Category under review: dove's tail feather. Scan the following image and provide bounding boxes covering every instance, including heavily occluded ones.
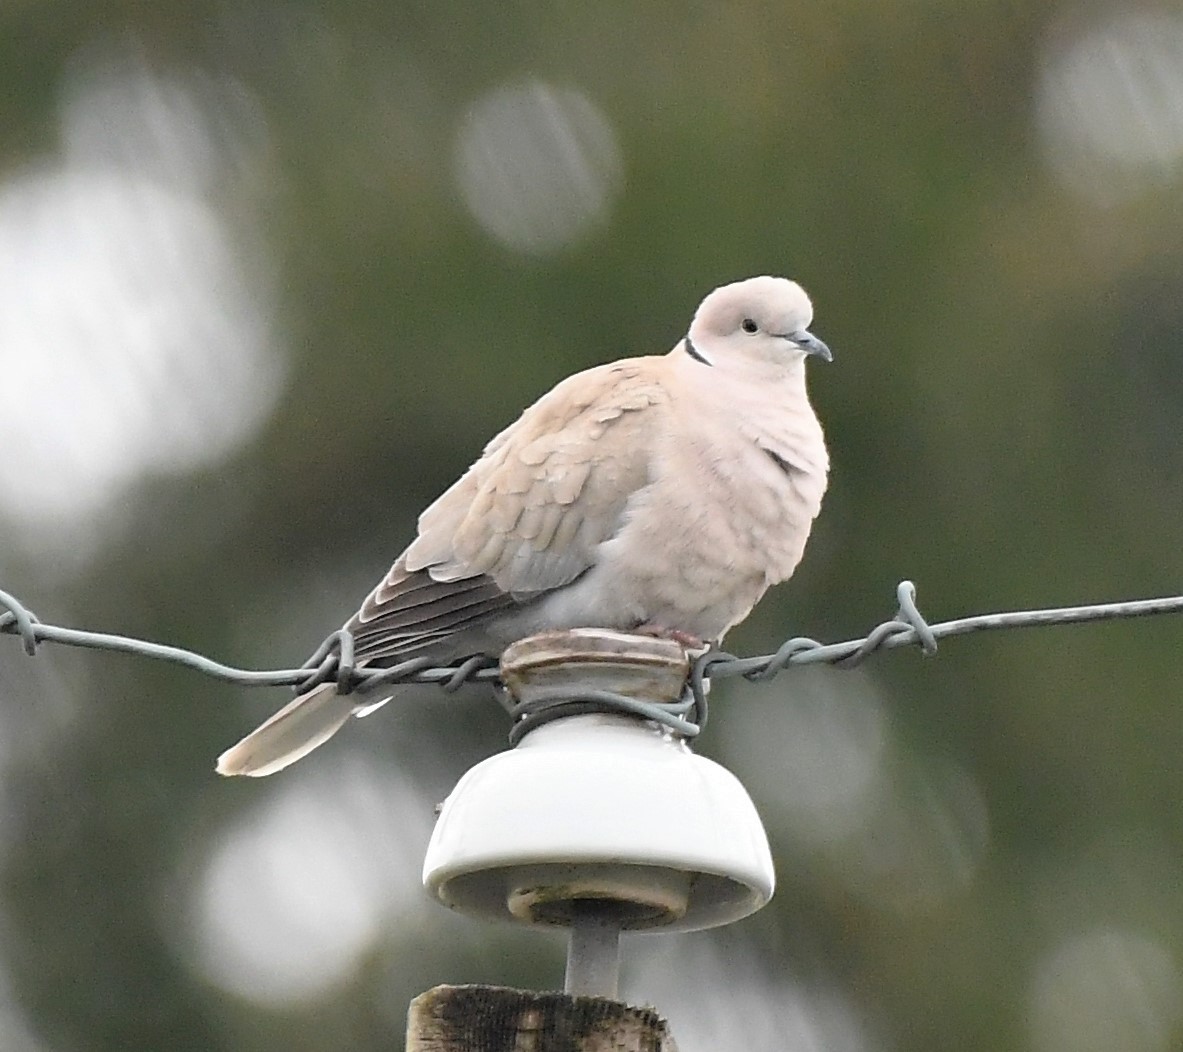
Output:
[216,684,357,778]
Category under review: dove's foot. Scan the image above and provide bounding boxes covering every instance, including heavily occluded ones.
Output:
[633,624,707,650]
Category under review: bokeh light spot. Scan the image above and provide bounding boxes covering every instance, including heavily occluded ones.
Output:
[1029,928,1182,1052]
[0,48,282,552]
[181,761,434,1006]
[454,79,623,255]
[1038,13,1183,202]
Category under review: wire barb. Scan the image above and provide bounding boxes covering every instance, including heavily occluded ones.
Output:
[4,582,1183,744]
[0,589,40,656]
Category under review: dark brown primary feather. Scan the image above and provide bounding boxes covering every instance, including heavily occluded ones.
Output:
[346,560,518,662]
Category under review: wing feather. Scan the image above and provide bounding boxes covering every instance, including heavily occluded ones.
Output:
[346,358,667,665]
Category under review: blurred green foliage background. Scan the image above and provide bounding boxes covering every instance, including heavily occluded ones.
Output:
[2,1,1183,1050]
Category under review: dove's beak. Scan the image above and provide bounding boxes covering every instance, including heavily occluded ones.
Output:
[791,330,832,363]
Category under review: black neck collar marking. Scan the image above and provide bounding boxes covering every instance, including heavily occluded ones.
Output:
[684,335,712,366]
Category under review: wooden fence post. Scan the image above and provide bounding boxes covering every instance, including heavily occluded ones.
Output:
[406,985,679,1051]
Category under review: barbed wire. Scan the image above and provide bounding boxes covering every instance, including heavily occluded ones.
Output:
[3,582,1182,742]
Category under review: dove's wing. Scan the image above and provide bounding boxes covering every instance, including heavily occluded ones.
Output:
[347,359,667,663]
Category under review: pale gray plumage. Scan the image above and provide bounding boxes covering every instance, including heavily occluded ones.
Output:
[217,275,831,777]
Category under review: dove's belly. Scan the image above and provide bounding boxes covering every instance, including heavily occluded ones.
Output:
[490,439,826,645]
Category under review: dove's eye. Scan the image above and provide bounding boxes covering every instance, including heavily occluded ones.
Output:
[740,318,759,334]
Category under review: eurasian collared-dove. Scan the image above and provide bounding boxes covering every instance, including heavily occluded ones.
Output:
[217,275,831,776]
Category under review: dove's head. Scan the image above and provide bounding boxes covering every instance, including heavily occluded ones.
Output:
[684,276,831,377]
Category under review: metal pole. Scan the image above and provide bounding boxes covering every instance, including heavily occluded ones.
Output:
[564,901,622,998]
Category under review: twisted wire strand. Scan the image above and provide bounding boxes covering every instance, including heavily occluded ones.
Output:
[3,583,1182,741]
[503,686,705,746]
